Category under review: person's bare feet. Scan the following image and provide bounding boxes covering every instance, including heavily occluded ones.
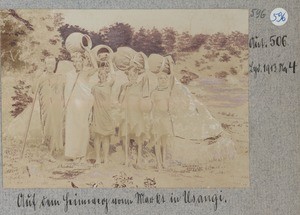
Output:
[103,159,108,165]
[156,163,163,170]
[124,158,129,166]
[94,159,101,166]
[134,162,143,169]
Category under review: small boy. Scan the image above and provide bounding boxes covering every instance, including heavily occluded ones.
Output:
[150,72,173,169]
[91,69,115,165]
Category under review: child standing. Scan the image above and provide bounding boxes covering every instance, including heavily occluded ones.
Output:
[113,47,150,168]
[150,72,173,169]
[148,54,175,169]
[91,69,115,165]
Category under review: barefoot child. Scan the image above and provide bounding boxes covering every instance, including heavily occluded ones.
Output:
[114,47,150,167]
[150,72,173,169]
[91,69,115,164]
[118,67,149,167]
[148,54,175,169]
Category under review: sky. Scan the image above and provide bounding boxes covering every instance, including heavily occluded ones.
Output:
[58,9,248,35]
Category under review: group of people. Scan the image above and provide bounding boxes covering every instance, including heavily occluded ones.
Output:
[35,43,181,169]
[30,32,232,169]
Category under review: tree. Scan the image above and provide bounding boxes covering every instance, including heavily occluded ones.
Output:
[106,23,133,51]
[0,10,29,73]
[13,10,65,73]
[147,27,164,56]
[190,34,208,51]
[162,27,177,54]
[132,27,164,56]
[176,31,192,52]
[209,32,228,50]
[131,27,148,53]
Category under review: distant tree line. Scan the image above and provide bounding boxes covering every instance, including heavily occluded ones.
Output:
[58,23,248,60]
[1,10,248,74]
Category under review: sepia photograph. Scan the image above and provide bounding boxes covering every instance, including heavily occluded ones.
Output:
[1,9,249,188]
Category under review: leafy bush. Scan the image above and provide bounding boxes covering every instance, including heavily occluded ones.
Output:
[112,171,135,188]
[10,80,33,117]
[203,51,220,61]
[230,67,238,75]
[144,177,156,188]
[215,71,229,79]
[219,53,231,62]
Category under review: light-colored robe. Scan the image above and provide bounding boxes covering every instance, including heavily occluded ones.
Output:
[64,70,94,158]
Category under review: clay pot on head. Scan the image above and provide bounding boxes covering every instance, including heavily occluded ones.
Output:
[65,32,92,54]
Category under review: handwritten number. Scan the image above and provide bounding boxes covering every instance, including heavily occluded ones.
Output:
[289,61,297,73]
[272,12,286,23]
[250,9,266,18]
[272,13,277,22]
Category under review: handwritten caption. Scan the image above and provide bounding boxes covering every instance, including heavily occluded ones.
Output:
[249,61,297,78]
[248,8,297,77]
[249,35,287,49]
[16,190,227,214]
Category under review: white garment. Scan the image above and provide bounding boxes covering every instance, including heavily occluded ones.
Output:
[64,70,94,158]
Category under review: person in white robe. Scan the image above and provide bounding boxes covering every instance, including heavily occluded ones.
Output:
[64,52,96,161]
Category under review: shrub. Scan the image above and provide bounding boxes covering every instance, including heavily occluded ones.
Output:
[144,177,157,188]
[10,80,33,117]
[215,71,228,79]
[219,53,231,62]
[112,172,135,188]
[230,67,238,75]
[203,51,220,61]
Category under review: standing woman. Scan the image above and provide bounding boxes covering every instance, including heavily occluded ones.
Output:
[64,51,97,162]
[49,58,65,153]
[32,56,59,152]
[113,47,150,167]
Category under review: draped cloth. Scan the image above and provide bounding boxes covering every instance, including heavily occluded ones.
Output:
[91,81,115,136]
[118,76,150,137]
[5,61,69,149]
[113,47,151,138]
[64,69,94,158]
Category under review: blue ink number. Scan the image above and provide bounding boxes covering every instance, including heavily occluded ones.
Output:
[272,12,286,23]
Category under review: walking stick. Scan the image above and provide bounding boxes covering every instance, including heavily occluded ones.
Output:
[124,85,129,166]
[21,84,39,159]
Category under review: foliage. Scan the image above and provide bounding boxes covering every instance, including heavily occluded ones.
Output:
[190,34,208,51]
[1,10,65,74]
[203,51,220,61]
[215,71,229,79]
[1,10,248,76]
[219,53,231,62]
[230,67,238,75]
[112,171,135,188]
[162,27,177,54]
[176,31,193,52]
[144,177,156,188]
[106,23,134,51]
[0,10,28,72]
[10,80,33,117]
